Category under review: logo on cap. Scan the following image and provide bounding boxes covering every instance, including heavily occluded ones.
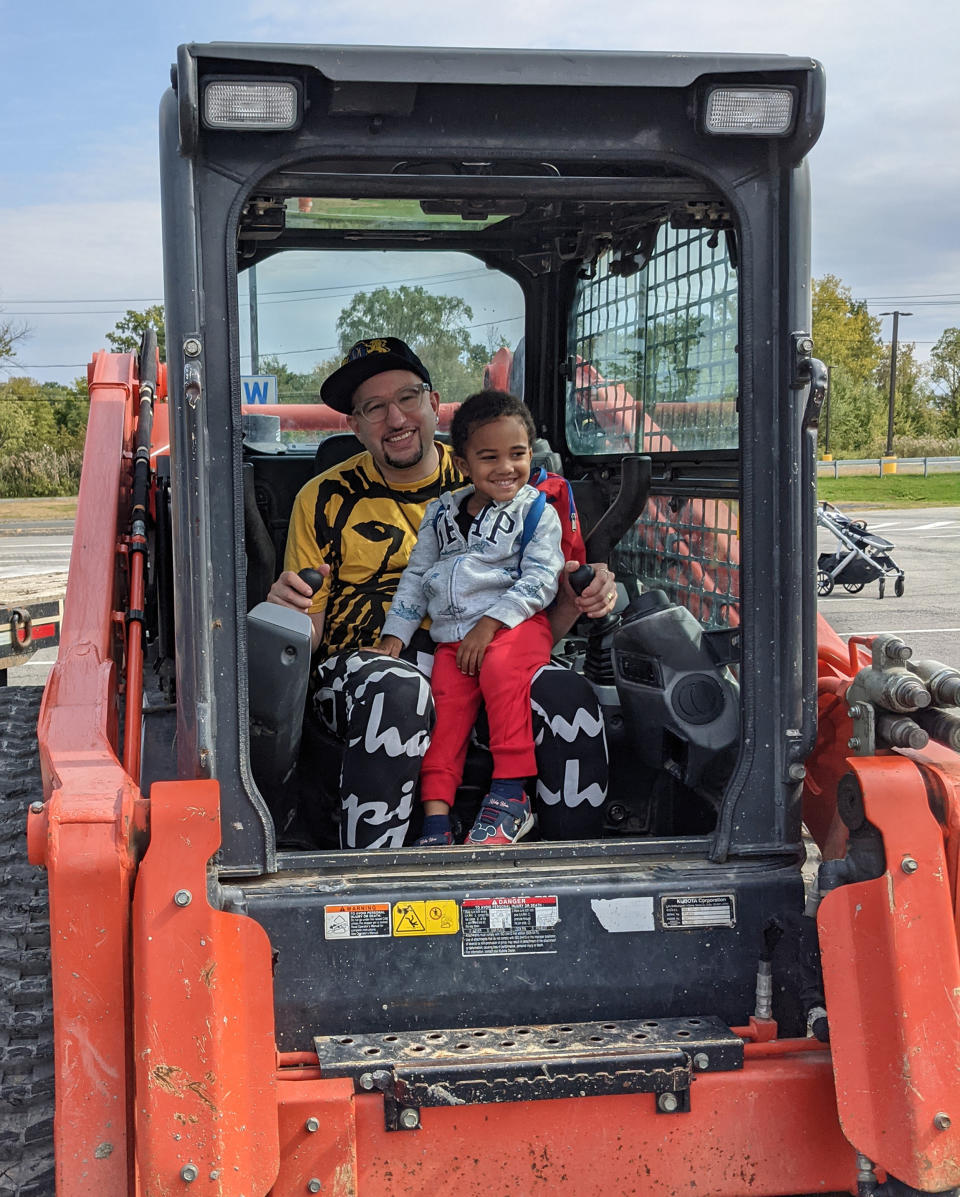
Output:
[345,338,392,366]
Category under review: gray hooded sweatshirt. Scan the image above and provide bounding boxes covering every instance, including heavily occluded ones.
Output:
[381,483,564,646]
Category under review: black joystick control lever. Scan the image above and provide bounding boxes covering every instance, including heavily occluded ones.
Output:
[297,568,326,596]
[568,564,620,635]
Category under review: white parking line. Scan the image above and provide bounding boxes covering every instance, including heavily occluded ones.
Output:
[836,627,960,637]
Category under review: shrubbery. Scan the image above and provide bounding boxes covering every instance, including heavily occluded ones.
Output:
[0,446,84,497]
[864,435,960,459]
[852,438,960,459]
[0,375,88,497]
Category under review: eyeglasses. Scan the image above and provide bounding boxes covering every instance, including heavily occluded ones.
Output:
[352,383,431,424]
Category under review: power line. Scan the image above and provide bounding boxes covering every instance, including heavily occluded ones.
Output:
[19,312,525,369]
[2,265,491,310]
[864,292,960,300]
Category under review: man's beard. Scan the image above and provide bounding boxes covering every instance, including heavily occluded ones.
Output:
[382,438,425,470]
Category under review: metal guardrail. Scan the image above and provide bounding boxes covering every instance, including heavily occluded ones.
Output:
[817,456,960,478]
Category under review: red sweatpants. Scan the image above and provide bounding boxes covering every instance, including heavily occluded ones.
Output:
[419,614,554,807]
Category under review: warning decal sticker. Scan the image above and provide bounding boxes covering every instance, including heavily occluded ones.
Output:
[392,900,460,937]
[660,894,736,930]
[461,896,559,957]
[324,903,391,940]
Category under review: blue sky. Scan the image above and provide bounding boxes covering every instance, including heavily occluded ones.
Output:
[2,0,959,385]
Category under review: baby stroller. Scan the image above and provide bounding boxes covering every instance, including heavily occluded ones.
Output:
[816,501,905,599]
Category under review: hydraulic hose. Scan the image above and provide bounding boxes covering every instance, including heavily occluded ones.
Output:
[123,329,158,783]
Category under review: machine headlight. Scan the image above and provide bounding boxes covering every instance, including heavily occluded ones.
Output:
[703,87,795,135]
[202,80,300,131]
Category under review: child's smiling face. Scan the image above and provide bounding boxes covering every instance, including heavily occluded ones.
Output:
[454,415,533,507]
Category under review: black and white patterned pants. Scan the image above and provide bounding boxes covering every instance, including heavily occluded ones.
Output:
[312,645,608,849]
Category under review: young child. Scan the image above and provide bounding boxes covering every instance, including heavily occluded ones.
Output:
[377,390,564,846]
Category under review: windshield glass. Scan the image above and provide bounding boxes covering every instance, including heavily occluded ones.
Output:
[237,246,524,441]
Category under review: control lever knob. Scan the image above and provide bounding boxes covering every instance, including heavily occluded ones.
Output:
[568,565,619,635]
[297,568,326,596]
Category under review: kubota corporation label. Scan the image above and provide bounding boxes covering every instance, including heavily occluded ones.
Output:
[461,896,559,957]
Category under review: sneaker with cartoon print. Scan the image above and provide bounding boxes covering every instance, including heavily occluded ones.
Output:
[465,792,534,846]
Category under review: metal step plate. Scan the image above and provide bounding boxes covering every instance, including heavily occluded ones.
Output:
[315,1015,744,1126]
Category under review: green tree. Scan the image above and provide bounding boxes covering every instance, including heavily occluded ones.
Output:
[822,368,885,454]
[335,286,489,403]
[258,355,330,404]
[812,275,885,382]
[874,341,936,440]
[0,377,59,452]
[929,327,960,436]
[105,304,166,360]
[813,275,886,454]
[41,378,90,448]
[641,313,705,403]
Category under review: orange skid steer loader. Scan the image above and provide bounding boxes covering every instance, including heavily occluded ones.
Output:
[3,43,960,1197]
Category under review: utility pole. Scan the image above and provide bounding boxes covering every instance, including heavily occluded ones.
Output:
[249,263,260,374]
[878,310,912,458]
[823,365,831,458]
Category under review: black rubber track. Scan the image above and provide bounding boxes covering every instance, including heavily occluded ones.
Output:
[0,687,54,1197]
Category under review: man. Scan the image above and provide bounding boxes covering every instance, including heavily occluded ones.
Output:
[267,337,616,849]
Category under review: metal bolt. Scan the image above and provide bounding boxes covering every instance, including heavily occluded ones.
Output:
[304,1116,319,1133]
[29,801,44,815]
[358,1072,375,1091]
[183,337,202,358]
[398,1107,420,1130]
[900,856,919,874]
[657,1092,679,1113]
[371,1068,392,1091]
[787,764,806,782]
[180,1164,199,1183]
[848,704,862,719]
[847,737,861,750]
[173,889,193,907]
[934,1112,952,1131]
[307,1179,322,1193]
[693,1053,709,1071]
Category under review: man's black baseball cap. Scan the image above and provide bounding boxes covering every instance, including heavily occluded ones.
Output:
[320,337,432,414]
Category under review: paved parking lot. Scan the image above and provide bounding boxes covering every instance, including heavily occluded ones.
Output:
[817,506,960,672]
[3,504,958,682]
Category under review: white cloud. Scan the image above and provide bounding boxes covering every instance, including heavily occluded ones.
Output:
[0,200,163,381]
[5,0,960,380]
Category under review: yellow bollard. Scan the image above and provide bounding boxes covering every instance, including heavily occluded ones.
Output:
[881,456,897,475]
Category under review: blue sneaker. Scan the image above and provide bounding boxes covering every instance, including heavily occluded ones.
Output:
[413,828,455,847]
[465,793,533,846]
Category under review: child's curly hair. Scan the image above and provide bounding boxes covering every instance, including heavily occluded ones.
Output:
[450,390,536,458]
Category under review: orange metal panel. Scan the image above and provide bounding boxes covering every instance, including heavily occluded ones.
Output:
[32,351,146,1195]
[274,1079,357,1197]
[270,1053,855,1196]
[132,780,280,1196]
[818,756,960,1191]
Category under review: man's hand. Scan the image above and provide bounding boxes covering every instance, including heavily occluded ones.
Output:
[266,567,328,612]
[566,560,617,619]
[548,561,617,640]
[266,568,329,653]
[456,616,503,676]
[375,635,404,658]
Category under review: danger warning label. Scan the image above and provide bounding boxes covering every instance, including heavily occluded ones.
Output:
[461,896,559,957]
[323,903,391,940]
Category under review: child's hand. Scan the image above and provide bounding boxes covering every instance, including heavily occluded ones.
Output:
[456,617,502,675]
[375,635,404,658]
